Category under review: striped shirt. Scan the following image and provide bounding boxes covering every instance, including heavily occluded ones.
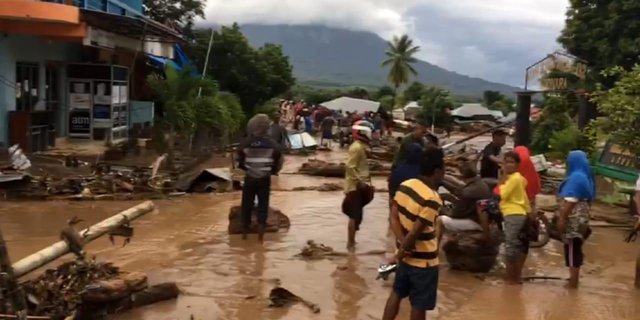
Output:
[238,136,283,179]
[394,178,442,268]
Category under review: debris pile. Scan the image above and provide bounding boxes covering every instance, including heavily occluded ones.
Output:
[291,183,342,192]
[442,227,505,273]
[6,259,179,320]
[269,287,320,314]
[228,206,291,234]
[298,159,391,177]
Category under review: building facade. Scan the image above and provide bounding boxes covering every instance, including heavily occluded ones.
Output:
[0,0,179,151]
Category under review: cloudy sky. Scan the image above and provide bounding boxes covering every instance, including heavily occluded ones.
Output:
[203,0,570,87]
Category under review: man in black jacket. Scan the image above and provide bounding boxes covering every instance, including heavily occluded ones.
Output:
[238,114,284,243]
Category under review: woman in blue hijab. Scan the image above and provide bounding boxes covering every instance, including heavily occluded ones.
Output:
[557,150,595,288]
[388,143,424,198]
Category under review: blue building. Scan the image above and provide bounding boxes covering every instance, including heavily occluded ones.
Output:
[0,0,180,151]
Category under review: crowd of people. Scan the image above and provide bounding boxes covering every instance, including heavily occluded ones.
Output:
[278,100,393,146]
[234,108,640,320]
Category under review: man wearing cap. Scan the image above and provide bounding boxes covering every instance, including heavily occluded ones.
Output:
[238,114,284,243]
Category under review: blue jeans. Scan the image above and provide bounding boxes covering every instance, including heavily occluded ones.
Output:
[241,176,271,228]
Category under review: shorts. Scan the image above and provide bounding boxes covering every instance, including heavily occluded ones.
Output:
[503,214,528,259]
[440,216,482,232]
[393,262,439,311]
[341,186,374,229]
[564,238,584,268]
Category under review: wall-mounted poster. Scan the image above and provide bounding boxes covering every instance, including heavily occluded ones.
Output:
[93,105,111,119]
[112,85,120,104]
[93,81,111,105]
[69,110,91,135]
[69,81,91,109]
[119,85,128,103]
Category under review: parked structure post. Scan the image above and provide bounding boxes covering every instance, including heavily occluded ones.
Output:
[515,91,534,147]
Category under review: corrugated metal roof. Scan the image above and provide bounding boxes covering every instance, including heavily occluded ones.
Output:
[321,97,380,114]
[451,103,496,118]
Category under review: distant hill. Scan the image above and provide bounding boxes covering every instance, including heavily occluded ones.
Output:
[239,24,520,98]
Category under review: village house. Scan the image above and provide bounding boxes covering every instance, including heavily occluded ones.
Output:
[0,0,181,152]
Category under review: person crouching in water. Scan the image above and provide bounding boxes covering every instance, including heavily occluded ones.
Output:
[495,151,531,284]
[383,147,445,320]
[237,114,283,243]
[342,120,375,248]
[557,150,595,288]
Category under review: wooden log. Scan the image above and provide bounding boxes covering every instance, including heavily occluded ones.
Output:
[128,282,180,308]
[12,201,156,278]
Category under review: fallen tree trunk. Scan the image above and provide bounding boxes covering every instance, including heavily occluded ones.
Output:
[75,283,179,320]
[12,201,156,278]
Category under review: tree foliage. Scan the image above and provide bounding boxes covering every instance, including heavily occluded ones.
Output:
[147,65,245,160]
[531,95,573,154]
[382,34,420,92]
[144,0,205,35]
[404,81,425,102]
[374,86,395,100]
[591,65,640,156]
[188,25,295,115]
[378,95,395,111]
[418,86,454,128]
[483,90,504,107]
[558,0,640,87]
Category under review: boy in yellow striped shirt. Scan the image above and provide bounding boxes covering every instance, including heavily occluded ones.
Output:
[383,148,445,320]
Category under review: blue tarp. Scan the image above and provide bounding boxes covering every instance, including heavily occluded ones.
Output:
[146,44,198,75]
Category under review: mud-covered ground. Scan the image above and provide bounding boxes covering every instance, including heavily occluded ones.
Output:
[2,141,639,320]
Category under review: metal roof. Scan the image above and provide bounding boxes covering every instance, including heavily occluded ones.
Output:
[81,9,182,42]
[320,97,380,114]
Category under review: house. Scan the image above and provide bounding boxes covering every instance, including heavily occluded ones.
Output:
[320,97,380,114]
[0,0,180,151]
[403,101,421,120]
[451,103,499,121]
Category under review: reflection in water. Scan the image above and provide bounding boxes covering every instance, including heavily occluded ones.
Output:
[332,255,368,320]
[0,149,639,320]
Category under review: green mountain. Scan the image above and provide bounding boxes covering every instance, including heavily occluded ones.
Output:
[239,24,520,97]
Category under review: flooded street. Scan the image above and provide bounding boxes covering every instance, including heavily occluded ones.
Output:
[1,147,640,319]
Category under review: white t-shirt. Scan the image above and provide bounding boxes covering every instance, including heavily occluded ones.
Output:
[636,176,640,192]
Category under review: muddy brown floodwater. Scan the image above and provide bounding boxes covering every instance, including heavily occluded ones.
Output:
[1,146,640,319]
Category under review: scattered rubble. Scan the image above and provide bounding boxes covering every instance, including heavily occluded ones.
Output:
[5,259,178,320]
[298,159,391,177]
[296,240,346,260]
[442,227,505,273]
[268,287,320,314]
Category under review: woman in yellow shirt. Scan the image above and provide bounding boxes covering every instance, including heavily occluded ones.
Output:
[496,151,531,284]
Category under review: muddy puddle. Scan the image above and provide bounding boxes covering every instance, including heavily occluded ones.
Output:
[1,144,639,319]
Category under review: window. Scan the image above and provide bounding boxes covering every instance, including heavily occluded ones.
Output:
[15,62,39,112]
[45,63,60,112]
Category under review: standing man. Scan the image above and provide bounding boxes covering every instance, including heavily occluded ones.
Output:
[320,114,336,148]
[392,122,428,169]
[480,130,508,179]
[269,111,288,148]
[383,147,445,320]
[342,120,375,248]
[237,114,283,243]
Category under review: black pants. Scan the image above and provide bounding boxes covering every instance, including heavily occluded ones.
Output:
[241,176,271,228]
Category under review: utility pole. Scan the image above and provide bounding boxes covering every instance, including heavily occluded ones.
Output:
[0,227,27,320]
[197,28,215,97]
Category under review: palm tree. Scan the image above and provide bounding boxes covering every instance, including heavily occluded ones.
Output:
[382,34,420,95]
